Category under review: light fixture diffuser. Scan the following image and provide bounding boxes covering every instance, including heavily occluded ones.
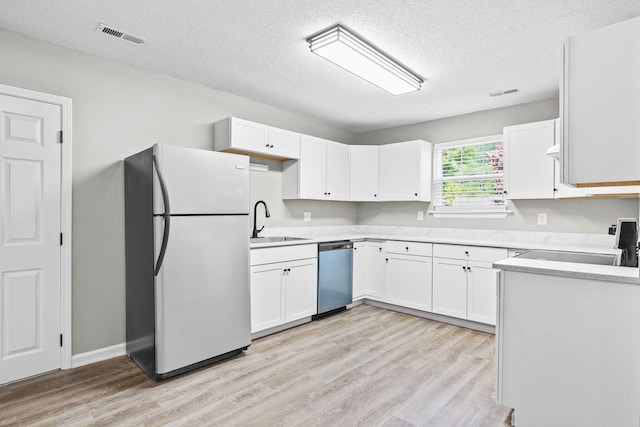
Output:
[307,25,423,95]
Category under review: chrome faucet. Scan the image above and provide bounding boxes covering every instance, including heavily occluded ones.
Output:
[252,200,271,238]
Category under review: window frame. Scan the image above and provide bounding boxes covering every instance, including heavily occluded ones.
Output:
[429,134,511,218]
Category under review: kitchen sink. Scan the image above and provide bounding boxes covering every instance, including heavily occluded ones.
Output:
[516,249,619,266]
[250,236,311,244]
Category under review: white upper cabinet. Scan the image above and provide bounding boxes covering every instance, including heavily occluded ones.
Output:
[503,120,556,199]
[350,145,379,201]
[326,140,350,200]
[213,117,300,160]
[378,140,432,202]
[268,126,301,159]
[282,135,350,201]
[561,16,640,186]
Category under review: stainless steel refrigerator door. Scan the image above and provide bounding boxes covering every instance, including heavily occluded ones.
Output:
[153,144,249,215]
[154,215,251,375]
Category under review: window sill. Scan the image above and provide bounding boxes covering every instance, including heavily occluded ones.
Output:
[427,209,512,219]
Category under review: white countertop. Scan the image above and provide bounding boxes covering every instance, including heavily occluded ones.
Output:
[249,225,638,284]
[494,256,639,284]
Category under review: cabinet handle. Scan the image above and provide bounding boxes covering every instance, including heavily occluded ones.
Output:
[467,267,472,273]
[374,194,377,197]
[503,190,508,195]
[385,258,389,262]
[414,193,418,196]
[265,143,270,147]
[324,192,327,196]
[269,144,274,148]
[405,246,409,252]
[464,251,469,256]
[553,188,558,192]
[379,247,382,252]
[462,266,467,271]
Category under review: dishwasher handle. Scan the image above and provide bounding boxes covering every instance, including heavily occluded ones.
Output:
[318,241,353,251]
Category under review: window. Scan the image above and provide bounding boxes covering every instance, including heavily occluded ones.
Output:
[431,135,508,218]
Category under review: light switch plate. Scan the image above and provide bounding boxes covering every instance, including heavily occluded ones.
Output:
[538,212,547,225]
[303,212,311,222]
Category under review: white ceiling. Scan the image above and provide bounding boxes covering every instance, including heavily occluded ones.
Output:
[1,0,639,133]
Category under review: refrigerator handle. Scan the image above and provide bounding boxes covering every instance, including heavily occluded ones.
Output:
[153,155,171,276]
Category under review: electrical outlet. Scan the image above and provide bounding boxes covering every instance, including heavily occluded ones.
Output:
[538,212,547,225]
[417,211,424,221]
[303,212,311,222]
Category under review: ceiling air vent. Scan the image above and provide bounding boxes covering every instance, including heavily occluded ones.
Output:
[489,88,519,97]
[96,24,146,45]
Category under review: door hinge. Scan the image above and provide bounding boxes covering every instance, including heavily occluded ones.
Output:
[60,233,63,246]
[58,130,63,144]
[60,334,63,347]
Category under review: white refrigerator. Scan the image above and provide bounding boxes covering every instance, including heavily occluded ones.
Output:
[125,144,251,380]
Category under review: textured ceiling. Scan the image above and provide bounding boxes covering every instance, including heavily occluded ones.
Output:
[1,0,639,133]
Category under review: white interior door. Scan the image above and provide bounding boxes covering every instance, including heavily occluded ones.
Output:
[0,94,61,384]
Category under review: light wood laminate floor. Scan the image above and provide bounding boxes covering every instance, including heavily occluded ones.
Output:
[0,305,512,426]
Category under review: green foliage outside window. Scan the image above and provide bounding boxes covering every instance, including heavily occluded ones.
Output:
[439,142,504,207]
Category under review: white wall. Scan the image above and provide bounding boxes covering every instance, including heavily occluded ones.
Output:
[353,99,639,233]
[0,28,356,354]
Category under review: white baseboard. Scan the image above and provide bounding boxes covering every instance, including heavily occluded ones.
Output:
[71,342,126,368]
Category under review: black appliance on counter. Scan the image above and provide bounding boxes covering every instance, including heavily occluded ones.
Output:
[615,218,638,267]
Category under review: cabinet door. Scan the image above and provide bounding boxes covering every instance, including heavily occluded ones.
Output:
[432,257,468,319]
[326,141,350,200]
[379,141,421,201]
[503,120,556,199]
[378,140,431,201]
[386,256,432,311]
[352,242,367,300]
[231,118,269,155]
[350,145,379,201]
[250,264,284,333]
[284,259,318,323]
[467,261,498,325]
[367,243,387,300]
[268,127,300,159]
[563,17,640,186]
[298,135,328,199]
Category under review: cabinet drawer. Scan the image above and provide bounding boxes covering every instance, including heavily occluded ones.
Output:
[251,244,317,266]
[386,240,433,257]
[433,244,507,263]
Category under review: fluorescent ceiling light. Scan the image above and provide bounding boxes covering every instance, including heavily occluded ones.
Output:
[307,25,423,95]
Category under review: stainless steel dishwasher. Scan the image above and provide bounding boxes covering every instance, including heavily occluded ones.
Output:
[315,241,353,318]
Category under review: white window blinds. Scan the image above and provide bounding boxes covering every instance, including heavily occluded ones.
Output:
[433,136,505,212]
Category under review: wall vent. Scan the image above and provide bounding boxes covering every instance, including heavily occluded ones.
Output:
[489,88,519,97]
[96,24,146,45]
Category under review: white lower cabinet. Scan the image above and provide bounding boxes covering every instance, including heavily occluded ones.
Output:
[353,240,386,301]
[250,245,318,334]
[385,256,432,311]
[432,244,508,325]
[467,261,500,324]
[384,241,433,311]
[283,260,317,322]
[432,258,468,318]
[250,264,285,332]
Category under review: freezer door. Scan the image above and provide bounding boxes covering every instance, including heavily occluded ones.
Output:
[154,215,251,375]
[153,144,249,215]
